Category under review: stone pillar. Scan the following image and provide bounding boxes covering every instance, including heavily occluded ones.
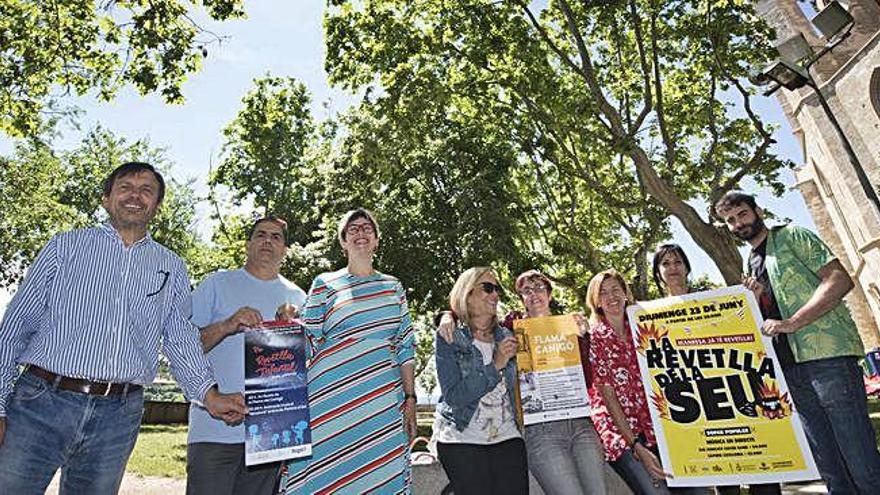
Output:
[796,175,880,349]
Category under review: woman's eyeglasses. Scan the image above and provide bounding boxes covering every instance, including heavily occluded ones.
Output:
[345,223,375,236]
[479,282,504,295]
[518,285,546,297]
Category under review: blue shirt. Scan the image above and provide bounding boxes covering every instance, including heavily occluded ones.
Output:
[187,268,306,444]
[0,223,215,416]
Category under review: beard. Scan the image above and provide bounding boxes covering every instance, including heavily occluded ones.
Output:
[733,216,766,241]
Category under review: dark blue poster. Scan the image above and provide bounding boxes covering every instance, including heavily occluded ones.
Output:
[244,320,311,465]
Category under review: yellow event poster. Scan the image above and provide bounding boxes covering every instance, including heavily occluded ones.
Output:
[513,314,591,425]
[627,286,819,487]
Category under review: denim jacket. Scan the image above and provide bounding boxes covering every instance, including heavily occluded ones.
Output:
[435,323,520,432]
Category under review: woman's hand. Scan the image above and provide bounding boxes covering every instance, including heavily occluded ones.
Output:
[437,312,455,344]
[574,312,588,337]
[275,303,299,321]
[634,442,670,480]
[403,398,418,441]
[494,336,518,370]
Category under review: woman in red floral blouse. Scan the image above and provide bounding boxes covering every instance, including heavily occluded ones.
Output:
[587,269,707,495]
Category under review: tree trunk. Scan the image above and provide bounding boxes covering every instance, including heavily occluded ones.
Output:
[632,243,649,300]
[629,146,743,285]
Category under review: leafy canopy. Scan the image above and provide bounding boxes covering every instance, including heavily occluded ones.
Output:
[0,0,245,137]
[322,0,793,285]
[0,126,207,287]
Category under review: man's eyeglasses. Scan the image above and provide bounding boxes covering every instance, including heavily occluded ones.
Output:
[479,282,504,295]
[345,223,375,236]
[518,285,546,297]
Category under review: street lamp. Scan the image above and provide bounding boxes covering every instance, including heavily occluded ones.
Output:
[752,1,880,217]
[812,0,854,40]
[761,59,809,91]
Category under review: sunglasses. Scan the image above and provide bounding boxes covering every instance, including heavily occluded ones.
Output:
[479,282,504,295]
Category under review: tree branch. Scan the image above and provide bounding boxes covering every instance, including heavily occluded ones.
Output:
[627,0,654,134]
[646,0,674,166]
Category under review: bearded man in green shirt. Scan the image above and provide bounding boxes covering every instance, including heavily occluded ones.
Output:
[715,191,880,494]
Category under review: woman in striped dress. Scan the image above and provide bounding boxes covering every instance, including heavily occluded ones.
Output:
[279,208,417,494]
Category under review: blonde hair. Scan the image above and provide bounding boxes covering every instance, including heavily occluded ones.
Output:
[449,267,499,329]
[586,269,633,325]
[336,208,381,246]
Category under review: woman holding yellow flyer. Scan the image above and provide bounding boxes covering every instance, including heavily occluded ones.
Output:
[651,244,781,495]
[587,269,708,495]
[438,270,613,495]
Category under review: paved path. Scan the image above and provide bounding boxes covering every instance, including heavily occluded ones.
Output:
[780,482,828,494]
[46,469,827,494]
[47,472,185,494]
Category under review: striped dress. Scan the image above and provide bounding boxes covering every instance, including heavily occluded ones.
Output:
[279,269,415,494]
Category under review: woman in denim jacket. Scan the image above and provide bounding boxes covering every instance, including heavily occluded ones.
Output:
[433,267,528,495]
[439,270,622,495]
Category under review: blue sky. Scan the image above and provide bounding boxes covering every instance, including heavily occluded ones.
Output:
[0,1,816,298]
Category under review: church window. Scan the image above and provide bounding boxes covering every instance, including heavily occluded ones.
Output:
[870,67,880,119]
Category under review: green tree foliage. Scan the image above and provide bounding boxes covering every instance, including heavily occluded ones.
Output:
[212,75,320,244]
[322,0,794,285]
[210,76,525,381]
[0,145,81,287]
[321,107,523,310]
[0,127,207,286]
[0,0,245,137]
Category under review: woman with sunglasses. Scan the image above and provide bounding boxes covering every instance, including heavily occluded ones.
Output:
[433,267,528,494]
[437,269,621,495]
[279,208,416,494]
[652,244,781,495]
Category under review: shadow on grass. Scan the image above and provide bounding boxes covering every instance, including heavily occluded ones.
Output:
[129,424,189,479]
[869,397,880,445]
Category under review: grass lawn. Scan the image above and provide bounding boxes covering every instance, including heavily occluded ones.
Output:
[127,420,432,480]
[870,396,880,446]
[126,397,880,480]
[127,425,188,479]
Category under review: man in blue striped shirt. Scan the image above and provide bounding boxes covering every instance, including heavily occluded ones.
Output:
[0,162,247,494]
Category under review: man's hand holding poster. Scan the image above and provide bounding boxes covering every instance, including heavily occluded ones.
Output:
[627,286,818,486]
[243,320,311,466]
[514,314,591,425]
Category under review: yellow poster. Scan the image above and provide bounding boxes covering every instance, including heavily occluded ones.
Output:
[513,314,590,425]
[627,286,819,487]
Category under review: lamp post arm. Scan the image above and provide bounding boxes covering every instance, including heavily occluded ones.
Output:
[804,24,853,71]
[806,75,880,219]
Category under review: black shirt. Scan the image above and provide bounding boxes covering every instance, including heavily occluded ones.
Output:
[749,237,796,369]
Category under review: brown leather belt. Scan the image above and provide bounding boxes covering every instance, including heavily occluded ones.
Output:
[26,365,142,397]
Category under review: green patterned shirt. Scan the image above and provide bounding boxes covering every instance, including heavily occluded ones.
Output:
[763,225,864,362]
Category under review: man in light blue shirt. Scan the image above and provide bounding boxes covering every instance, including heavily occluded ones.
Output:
[187,217,307,495]
[0,162,247,494]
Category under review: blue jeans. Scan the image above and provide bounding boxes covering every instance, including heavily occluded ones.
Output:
[784,356,880,494]
[525,418,607,495]
[611,447,711,495]
[0,371,144,494]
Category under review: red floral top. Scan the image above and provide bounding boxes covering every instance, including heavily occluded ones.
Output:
[588,317,656,462]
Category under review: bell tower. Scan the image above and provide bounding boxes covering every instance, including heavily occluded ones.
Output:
[754,0,880,350]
